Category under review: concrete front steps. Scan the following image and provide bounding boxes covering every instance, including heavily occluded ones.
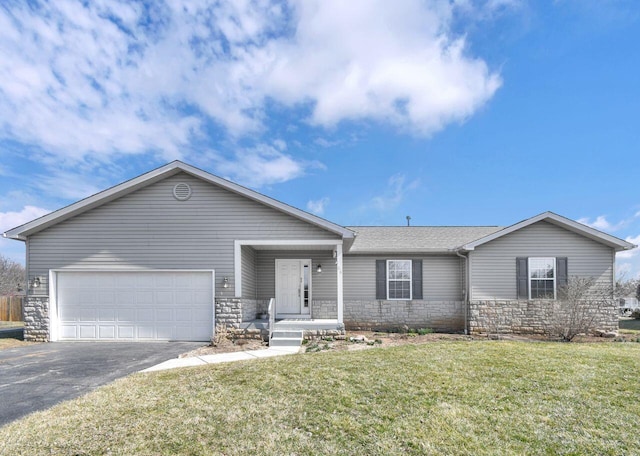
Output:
[269,330,303,348]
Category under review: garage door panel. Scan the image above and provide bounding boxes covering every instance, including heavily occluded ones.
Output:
[79,326,97,339]
[117,326,135,339]
[193,308,211,321]
[98,308,116,322]
[61,326,77,339]
[116,291,135,305]
[137,325,155,340]
[117,309,135,322]
[175,310,192,322]
[96,274,116,287]
[135,290,154,304]
[137,308,154,322]
[98,326,116,339]
[97,291,116,304]
[156,291,173,305]
[117,274,136,287]
[156,309,173,322]
[79,308,97,322]
[57,271,213,341]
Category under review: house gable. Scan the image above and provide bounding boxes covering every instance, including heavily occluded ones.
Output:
[469,220,614,301]
[4,161,354,241]
[27,172,342,295]
[461,211,635,252]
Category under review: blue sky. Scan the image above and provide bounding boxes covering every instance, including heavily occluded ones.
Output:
[1,0,639,277]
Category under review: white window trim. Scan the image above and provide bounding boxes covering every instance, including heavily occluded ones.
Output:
[387,259,412,301]
[528,257,556,300]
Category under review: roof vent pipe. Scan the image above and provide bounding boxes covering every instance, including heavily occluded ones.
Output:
[406,215,411,226]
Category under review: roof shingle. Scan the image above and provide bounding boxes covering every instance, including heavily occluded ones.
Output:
[346,226,504,253]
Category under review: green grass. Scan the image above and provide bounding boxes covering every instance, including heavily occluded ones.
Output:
[1,341,640,455]
[620,318,640,334]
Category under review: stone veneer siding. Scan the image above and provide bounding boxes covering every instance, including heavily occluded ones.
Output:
[215,298,243,329]
[468,300,619,335]
[24,296,50,342]
[240,298,269,322]
[344,300,464,332]
[311,300,337,319]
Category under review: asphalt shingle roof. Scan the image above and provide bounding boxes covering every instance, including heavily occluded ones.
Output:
[346,226,504,253]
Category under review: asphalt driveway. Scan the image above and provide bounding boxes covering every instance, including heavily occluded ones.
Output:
[0,341,203,427]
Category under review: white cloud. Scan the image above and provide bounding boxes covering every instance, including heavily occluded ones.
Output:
[307,197,329,215]
[577,215,625,232]
[0,206,51,234]
[211,144,323,188]
[32,171,103,201]
[0,0,502,168]
[371,174,420,211]
[617,234,640,260]
[0,206,49,265]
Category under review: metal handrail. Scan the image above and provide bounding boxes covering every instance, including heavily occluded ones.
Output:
[268,297,275,341]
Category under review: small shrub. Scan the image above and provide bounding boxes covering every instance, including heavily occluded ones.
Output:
[374,339,383,344]
[417,328,433,335]
[301,339,309,345]
[631,309,640,320]
[211,324,229,347]
[407,333,417,338]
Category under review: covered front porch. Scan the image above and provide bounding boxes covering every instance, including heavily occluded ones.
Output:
[231,239,345,338]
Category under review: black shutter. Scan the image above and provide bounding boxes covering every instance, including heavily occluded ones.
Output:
[376,260,387,300]
[516,257,528,299]
[556,257,568,299]
[412,259,423,300]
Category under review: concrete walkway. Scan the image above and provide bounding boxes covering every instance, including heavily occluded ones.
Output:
[141,345,301,372]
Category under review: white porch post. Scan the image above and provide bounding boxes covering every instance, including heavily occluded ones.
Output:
[336,243,343,325]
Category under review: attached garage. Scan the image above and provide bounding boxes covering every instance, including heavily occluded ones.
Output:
[51,270,214,342]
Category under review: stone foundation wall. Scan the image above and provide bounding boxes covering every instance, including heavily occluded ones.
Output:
[311,300,337,319]
[215,298,242,329]
[469,299,619,335]
[344,300,464,332]
[240,299,269,321]
[24,296,50,342]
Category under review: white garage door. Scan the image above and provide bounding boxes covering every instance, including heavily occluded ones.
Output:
[56,271,214,341]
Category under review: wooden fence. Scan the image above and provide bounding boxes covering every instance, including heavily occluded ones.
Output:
[0,296,23,322]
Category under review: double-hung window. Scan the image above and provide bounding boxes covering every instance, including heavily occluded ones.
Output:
[387,259,412,300]
[528,257,556,299]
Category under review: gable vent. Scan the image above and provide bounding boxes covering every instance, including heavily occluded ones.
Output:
[173,183,192,201]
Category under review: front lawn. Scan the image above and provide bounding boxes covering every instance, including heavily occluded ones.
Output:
[1,341,639,455]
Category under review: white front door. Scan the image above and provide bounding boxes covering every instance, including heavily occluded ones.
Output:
[275,259,311,318]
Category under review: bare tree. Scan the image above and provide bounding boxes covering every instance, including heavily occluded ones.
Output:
[0,254,25,296]
[544,276,615,342]
[615,276,638,301]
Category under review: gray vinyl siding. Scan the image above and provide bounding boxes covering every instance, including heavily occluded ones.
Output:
[343,255,463,301]
[28,172,340,296]
[469,221,614,301]
[256,250,336,300]
[241,246,257,299]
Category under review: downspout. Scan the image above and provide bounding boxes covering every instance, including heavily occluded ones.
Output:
[455,249,469,335]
